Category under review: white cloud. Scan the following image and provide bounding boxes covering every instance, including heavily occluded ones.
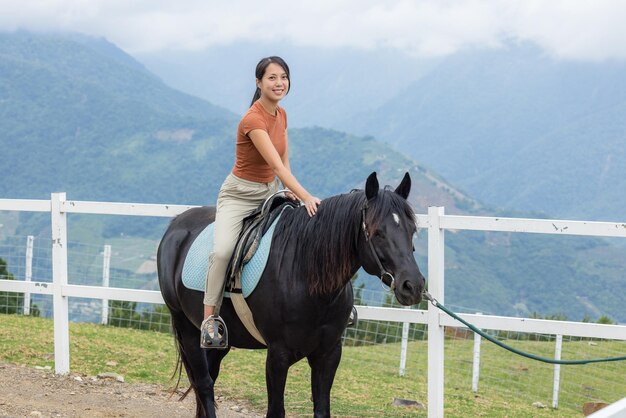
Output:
[1,0,626,60]
[511,0,626,60]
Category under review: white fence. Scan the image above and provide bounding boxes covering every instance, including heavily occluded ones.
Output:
[1,193,626,418]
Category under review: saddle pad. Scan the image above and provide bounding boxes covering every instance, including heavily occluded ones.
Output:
[181,212,285,298]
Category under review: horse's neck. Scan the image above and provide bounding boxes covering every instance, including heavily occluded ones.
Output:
[294,195,363,294]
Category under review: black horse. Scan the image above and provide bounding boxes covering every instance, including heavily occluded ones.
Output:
[157,172,426,418]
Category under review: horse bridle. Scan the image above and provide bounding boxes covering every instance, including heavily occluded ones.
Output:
[361,202,396,291]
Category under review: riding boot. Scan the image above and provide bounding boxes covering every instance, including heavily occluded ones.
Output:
[200,315,229,349]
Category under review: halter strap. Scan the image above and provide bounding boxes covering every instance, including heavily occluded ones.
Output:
[361,203,396,291]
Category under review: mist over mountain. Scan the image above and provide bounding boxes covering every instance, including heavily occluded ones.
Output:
[343,43,626,222]
[1,31,624,322]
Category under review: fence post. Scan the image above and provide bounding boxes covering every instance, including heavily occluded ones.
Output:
[472,312,482,392]
[399,306,410,376]
[552,334,563,409]
[428,206,445,418]
[24,235,34,315]
[51,192,70,375]
[101,244,111,325]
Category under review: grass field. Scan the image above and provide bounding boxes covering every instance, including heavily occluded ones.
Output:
[1,314,624,417]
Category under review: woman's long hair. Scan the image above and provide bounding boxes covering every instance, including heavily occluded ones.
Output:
[250,56,291,107]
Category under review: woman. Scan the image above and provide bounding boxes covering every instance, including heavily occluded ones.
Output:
[201,56,321,349]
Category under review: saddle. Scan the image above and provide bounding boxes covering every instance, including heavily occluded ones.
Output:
[215,192,299,346]
[225,191,300,294]
[181,192,297,348]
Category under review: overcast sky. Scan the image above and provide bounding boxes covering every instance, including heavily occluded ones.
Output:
[1,0,626,60]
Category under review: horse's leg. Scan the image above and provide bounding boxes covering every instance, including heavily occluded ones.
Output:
[206,347,230,385]
[265,346,297,418]
[171,313,218,418]
[307,342,342,418]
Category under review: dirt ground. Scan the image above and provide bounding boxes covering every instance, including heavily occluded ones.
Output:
[0,363,264,418]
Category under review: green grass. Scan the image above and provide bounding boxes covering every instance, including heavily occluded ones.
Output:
[1,314,625,417]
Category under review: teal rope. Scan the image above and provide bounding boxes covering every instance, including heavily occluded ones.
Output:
[424,293,626,365]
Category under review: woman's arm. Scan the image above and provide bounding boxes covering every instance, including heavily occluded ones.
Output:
[281,130,291,172]
[248,128,320,216]
[279,132,299,201]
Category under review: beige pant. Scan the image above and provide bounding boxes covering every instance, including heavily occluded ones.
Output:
[203,173,279,311]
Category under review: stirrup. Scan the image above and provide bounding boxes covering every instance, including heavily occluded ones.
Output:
[200,315,228,349]
[347,306,358,327]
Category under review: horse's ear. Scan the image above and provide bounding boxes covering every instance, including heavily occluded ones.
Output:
[394,172,411,200]
[365,172,379,200]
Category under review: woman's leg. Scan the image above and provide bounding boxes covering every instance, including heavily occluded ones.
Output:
[201,175,279,348]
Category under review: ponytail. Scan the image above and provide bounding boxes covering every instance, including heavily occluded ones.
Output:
[250,87,262,107]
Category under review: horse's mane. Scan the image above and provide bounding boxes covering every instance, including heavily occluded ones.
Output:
[274,188,416,295]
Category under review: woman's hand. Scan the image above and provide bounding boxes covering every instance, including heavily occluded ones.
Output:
[303,195,321,217]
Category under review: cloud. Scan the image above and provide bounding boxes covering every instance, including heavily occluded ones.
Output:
[511,0,626,60]
[1,0,626,60]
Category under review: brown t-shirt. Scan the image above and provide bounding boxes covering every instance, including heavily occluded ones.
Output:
[231,101,288,183]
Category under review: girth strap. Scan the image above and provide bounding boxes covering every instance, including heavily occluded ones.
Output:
[229,274,267,345]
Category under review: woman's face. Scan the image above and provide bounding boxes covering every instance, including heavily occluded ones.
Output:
[257,63,289,102]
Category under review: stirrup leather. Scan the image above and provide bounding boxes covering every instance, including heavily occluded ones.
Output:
[200,316,228,349]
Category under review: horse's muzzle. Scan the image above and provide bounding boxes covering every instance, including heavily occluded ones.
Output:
[394,274,425,306]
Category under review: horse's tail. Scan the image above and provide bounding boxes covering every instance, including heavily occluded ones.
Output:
[169,320,190,400]
[158,225,208,417]
[170,313,209,418]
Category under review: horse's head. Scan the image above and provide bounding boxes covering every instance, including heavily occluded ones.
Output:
[359,172,426,306]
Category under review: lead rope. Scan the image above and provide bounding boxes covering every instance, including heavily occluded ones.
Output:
[422,291,626,365]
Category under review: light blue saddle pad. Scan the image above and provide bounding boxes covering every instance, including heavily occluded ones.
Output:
[181,210,287,298]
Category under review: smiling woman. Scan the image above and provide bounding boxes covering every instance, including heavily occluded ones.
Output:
[200,56,321,350]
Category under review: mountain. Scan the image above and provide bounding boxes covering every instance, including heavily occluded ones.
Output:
[0,32,624,322]
[0,31,237,204]
[342,43,626,222]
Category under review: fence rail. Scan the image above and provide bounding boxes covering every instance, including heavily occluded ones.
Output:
[1,193,626,418]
